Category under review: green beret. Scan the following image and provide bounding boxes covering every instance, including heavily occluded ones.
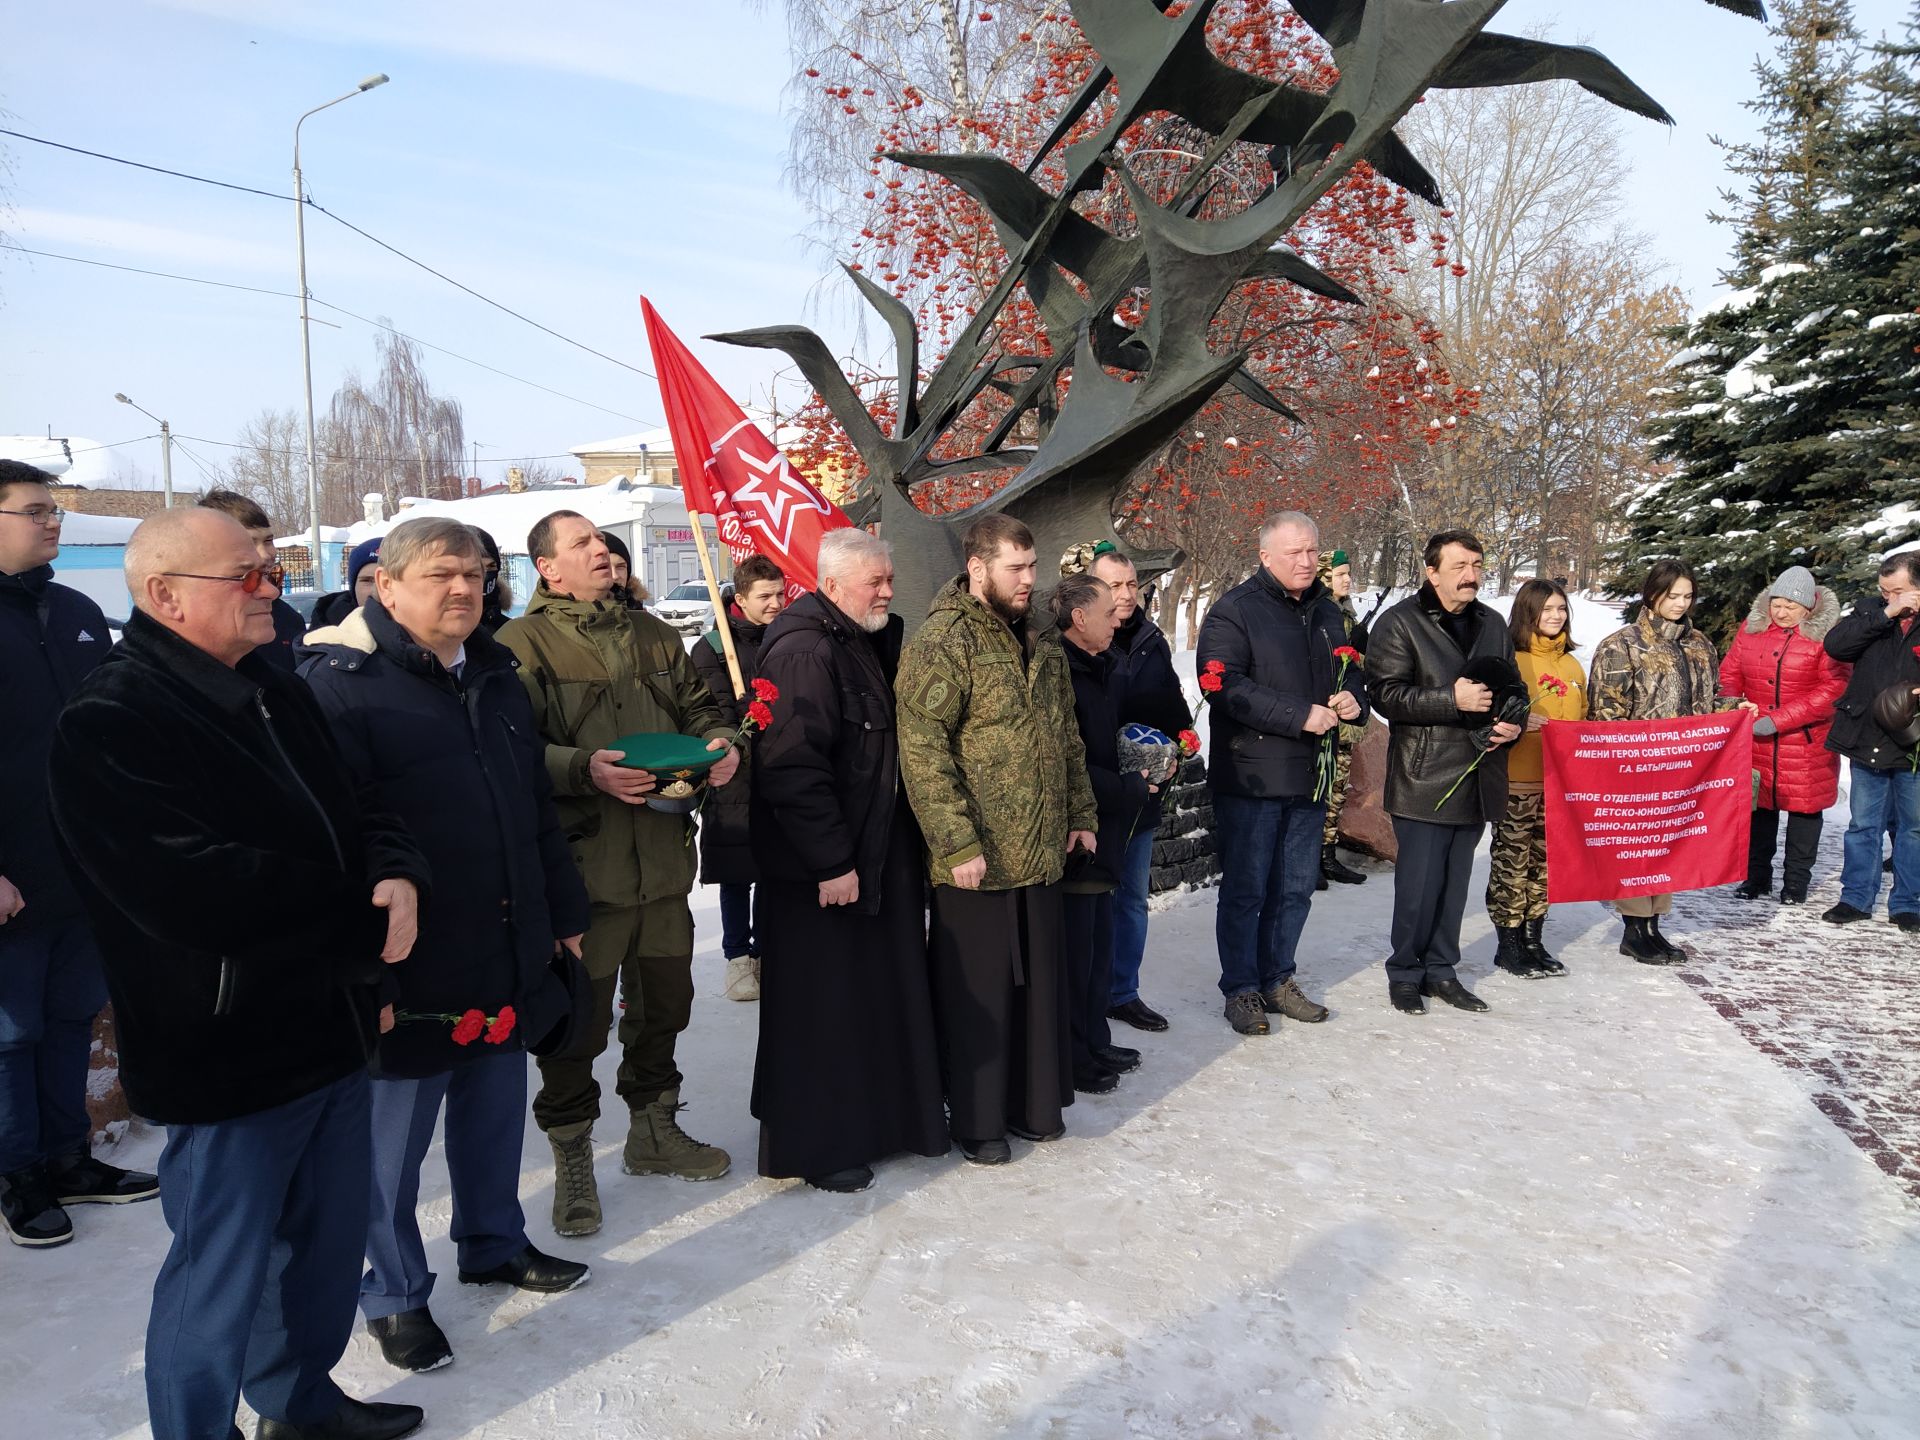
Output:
[1330,549,1348,566]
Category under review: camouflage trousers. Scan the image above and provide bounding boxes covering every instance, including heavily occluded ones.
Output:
[1485,789,1549,927]
[1321,737,1354,847]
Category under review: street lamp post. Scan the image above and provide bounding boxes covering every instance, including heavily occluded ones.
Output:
[113,392,173,508]
[294,72,388,592]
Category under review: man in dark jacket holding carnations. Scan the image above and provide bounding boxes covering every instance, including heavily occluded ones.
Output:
[49,506,429,1440]
[747,529,947,1193]
[1197,512,1367,1038]
[301,517,594,1374]
[0,460,156,1250]
[690,553,787,1001]
[1822,551,1920,930]
[1367,529,1522,1016]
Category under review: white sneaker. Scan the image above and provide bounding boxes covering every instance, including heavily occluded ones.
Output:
[723,953,760,1002]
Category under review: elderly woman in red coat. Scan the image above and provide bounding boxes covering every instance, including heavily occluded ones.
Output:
[1719,566,1851,904]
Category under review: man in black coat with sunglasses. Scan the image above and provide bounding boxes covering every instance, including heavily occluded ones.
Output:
[49,507,430,1440]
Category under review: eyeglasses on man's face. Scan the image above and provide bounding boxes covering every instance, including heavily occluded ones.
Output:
[0,505,65,527]
[161,565,287,595]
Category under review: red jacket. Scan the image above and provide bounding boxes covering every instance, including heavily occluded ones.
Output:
[1717,586,1850,813]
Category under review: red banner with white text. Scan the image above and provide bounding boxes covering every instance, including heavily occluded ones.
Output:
[641,296,851,597]
[1542,714,1754,903]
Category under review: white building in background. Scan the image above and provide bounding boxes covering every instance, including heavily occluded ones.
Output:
[311,476,710,612]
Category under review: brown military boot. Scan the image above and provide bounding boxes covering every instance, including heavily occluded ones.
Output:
[547,1121,601,1238]
[623,1088,731,1181]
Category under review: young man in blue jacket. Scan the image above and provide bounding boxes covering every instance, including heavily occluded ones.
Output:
[0,459,156,1248]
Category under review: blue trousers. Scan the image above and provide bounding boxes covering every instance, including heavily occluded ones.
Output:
[0,918,108,1174]
[1212,793,1324,998]
[1840,762,1920,915]
[718,882,759,959]
[1107,825,1157,1007]
[147,1070,370,1439]
[362,1051,530,1321]
[1387,817,1482,986]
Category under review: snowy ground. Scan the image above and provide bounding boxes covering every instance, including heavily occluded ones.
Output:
[8,823,1920,1439]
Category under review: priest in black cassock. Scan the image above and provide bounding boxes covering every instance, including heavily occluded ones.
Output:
[747,529,948,1192]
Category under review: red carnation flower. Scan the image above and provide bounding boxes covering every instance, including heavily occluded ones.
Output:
[450,1009,487,1046]
[1177,729,1202,756]
[1203,659,1225,675]
[747,700,775,730]
[484,1006,516,1045]
[1333,645,1361,663]
[751,677,780,703]
[1538,675,1570,696]
[1198,671,1223,694]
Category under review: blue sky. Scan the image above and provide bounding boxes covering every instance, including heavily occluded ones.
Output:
[1,0,1910,497]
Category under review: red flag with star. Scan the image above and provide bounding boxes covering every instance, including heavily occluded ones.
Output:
[641,297,851,596]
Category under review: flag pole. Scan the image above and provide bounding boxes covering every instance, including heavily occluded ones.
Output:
[687,512,745,700]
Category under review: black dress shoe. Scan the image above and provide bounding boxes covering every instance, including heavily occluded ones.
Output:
[1421,977,1490,1013]
[1733,880,1770,900]
[1893,912,1920,933]
[366,1307,452,1373]
[958,1137,1012,1164]
[805,1164,874,1193]
[1779,890,1805,906]
[255,1397,424,1440]
[1107,999,1168,1032]
[1093,1043,1140,1072]
[1823,901,1873,925]
[1007,1122,1065,1142]
[1073,1066,1119,1095]
[1388,982,1426,1015]
[457,1243,590,1294]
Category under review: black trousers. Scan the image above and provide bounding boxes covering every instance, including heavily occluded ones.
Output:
[929,882,1071,1143]
[1061,891,1115,1079]
[1748,808,1823,897]
[1387,817,1482,986]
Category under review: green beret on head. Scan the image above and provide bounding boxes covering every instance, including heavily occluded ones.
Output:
[1330,549,1348,567]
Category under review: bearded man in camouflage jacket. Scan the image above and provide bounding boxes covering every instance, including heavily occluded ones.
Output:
[898,515,1098,1167]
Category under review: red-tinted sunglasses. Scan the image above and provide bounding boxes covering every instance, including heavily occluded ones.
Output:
[161,565,287,594]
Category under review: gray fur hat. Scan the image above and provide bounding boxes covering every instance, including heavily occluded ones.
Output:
[1769,565,1817,609]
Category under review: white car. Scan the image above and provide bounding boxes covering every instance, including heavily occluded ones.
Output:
[654,581,715,635]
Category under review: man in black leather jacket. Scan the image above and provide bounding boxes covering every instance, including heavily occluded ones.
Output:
[1367,530,1521,1017]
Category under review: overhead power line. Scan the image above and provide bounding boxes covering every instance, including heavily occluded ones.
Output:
[0,241,656,425]
[0,126,660,381]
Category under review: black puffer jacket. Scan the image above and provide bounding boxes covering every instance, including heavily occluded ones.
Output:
[690,610,768,886]
[1196,569,1368,800]
[750,590,919,916]
[1109,609,1191,739]
[1824,595,1920,770]
[1063,636,1155,890]
[299,601,591,1076]
[1367,584,1516,825]
[49,611,430,1124]
[0,565,112,934]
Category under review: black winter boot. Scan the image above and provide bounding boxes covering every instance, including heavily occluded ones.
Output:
[1321,844,1367,885]
[1618,915,1676,965]
[1524,916,1567,976]
[1493,925,1546,978]
[1648,916,1690,963]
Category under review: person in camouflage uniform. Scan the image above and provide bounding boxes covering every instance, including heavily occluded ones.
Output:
[1315,549,1369,887]
[497,511,738,1237]
[898,514,1098,1166]
[1586,559,1721,965]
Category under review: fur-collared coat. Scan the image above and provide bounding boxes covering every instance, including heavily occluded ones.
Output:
[1719,586,1850,813]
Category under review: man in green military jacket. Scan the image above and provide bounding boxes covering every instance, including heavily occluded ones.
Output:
[497,511,737,1236]
[897,514,1098,1166]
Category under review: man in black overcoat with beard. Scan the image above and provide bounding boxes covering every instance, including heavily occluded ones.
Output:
[747,529,947,1193]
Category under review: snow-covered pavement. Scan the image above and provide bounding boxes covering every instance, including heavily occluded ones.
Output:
[6,845,1919,1439]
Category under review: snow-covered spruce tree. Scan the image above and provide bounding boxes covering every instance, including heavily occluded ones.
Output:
[1618,0,1862,641]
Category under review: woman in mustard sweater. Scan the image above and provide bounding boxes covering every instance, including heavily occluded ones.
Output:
[1487,579,1588,978]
